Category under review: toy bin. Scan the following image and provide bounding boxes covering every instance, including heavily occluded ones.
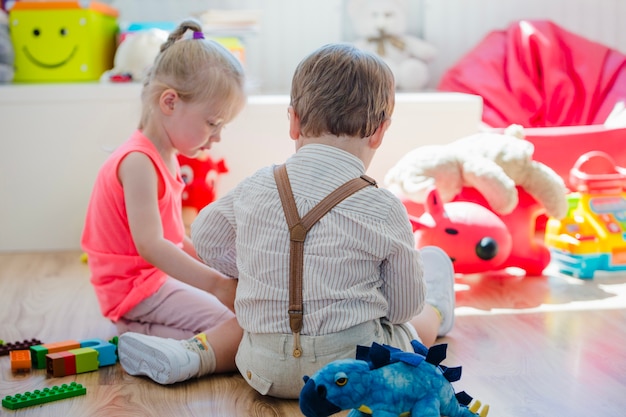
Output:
[9,1,118,82]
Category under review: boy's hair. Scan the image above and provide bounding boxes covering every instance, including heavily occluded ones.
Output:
[290,43,395,139]
[139,19,245,129]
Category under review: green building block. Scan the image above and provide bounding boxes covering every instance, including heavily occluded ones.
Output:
[68,347,99,373]
[2,382,86,410]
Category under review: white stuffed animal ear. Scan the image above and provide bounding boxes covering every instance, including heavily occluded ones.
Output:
[462,158,518,215]
[384,146,463,204]
[518,160,568,219]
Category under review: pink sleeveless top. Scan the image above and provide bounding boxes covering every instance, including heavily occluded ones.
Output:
[81,130,185,321]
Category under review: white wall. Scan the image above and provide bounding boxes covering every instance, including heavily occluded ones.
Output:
[3,0,623,251]
[103,0,626,93]
[0,84,482,252]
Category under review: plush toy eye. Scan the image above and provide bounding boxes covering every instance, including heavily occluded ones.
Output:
[334,372,348,386]
[475,237,498,260]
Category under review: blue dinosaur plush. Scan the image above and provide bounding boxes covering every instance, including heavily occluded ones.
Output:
[299,340,489,417]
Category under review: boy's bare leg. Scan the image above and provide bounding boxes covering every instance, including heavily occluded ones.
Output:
[206,316,242,373]
[409,304,441,347]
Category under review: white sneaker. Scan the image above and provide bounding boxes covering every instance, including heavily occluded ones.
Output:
[420,246,456,337]
[118,332,201,385]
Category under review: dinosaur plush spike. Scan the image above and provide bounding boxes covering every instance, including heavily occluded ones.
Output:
[456,391,473,407]
[425,343,447,367]
[369,342,393,369]
[443,365,463,383]
[299,341,489,417]
[410,339,429,356]
[355,344,369,361]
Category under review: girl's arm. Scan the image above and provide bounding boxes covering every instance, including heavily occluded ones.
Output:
[118,151,236,311]
[182,235,200,260]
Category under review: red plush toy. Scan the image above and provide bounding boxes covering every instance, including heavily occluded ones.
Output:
[410,187,512,275]
[177,150,228,235]
[386,127,568,276]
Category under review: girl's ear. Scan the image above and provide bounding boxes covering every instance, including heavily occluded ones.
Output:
[160,89,179,115]
[288,106,301,140]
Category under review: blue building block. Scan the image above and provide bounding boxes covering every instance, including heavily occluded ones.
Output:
[79,338,117,366]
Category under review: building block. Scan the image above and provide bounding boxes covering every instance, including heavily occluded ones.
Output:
[30,340,80,369]
[63,352,77,375]
[46,351,76,377]
[0,338,42,356]
[46,348,98,377]
[79,338,117,366]
[2,382,86,410]
[10,350,31,372]
[70,347,99,374]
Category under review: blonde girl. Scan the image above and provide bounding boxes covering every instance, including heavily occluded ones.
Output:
[82,19,246,377]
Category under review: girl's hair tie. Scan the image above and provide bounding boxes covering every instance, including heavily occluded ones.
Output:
[193,31,205,40]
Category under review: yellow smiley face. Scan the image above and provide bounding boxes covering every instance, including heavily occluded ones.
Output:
[21,20,81,69]
[10,5,118,82]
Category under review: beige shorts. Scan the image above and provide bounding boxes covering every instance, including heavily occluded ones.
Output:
[235,319,419,399]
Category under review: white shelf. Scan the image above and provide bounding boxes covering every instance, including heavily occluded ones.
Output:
[0,84,482,251]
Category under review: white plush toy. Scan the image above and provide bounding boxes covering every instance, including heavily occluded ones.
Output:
[384,125,568,219]
[0,9,14,83]
[347,0,437,91]
[101,28,169,83]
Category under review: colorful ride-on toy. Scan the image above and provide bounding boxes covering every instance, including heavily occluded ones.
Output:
[545,151,626,279]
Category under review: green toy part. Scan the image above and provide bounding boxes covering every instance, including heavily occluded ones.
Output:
[2,382,86,410]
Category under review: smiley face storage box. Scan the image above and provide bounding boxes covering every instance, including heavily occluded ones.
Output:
[9,1,119,82]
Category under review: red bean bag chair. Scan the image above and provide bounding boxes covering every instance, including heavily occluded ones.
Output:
[438,20,626,190]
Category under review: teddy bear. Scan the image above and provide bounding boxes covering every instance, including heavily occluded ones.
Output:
[385,125,569,275]
[101,28,169,82]
[0,9,14,83]
[347,0,437,91]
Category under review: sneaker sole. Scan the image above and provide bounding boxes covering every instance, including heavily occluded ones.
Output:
[118,334,180,385]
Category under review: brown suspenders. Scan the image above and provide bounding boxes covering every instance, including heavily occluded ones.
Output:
[273,164,377,357]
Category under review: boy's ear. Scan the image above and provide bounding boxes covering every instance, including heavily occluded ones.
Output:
[160,89,179,115]
[288,106,301,140]
[369,118,391,149]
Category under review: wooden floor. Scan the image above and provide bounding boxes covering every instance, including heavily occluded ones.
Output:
[1,251,626,416]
